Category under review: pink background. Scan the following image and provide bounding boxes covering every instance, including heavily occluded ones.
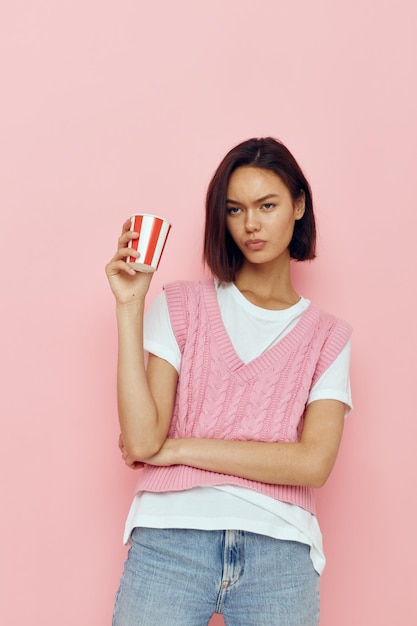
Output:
[1,1,416,624]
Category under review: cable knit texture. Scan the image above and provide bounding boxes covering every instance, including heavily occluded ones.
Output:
[135,278,352,514]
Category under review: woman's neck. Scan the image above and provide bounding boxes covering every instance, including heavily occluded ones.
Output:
[234,263,300,311]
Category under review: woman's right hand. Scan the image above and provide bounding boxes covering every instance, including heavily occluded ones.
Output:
[105,219,153,305]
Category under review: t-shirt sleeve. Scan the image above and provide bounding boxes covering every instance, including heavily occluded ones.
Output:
[143,291,182,372]
[307,337,353,413]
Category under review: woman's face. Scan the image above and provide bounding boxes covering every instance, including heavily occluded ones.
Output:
[226,166,305,268]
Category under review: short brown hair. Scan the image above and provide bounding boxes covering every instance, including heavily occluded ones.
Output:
[203,137,316,282]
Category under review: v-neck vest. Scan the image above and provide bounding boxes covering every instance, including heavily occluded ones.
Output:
[135,279,352,514]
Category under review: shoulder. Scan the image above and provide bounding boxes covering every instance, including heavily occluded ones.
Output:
[307,305,352,382]
[163,278,216,306]
[309,304,352,339]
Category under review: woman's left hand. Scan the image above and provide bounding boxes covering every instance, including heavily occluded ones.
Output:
[118,435,178,469]
[141,438,179,466]
[119,434,144,469]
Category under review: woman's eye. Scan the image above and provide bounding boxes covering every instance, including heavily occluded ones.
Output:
[262,203,275,210]
[227,207,241,215]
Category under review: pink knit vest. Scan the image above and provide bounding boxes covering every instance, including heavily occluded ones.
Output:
[135,279,352,514]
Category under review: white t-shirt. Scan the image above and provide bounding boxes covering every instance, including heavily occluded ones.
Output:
[123,281,352,574]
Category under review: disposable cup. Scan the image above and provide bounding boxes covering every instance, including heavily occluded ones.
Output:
[127,214,171,272]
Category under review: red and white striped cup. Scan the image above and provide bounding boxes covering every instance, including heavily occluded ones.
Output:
[127,214,171,272]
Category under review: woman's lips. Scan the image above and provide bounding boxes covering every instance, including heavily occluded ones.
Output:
[245,239,266,250]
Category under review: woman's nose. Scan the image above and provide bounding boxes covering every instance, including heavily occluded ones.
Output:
[245,209,260,232]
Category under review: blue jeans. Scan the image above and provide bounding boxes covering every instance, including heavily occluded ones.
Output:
[113,528,320,626]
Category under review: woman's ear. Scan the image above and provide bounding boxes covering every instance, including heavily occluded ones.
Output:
[294,191,306,221]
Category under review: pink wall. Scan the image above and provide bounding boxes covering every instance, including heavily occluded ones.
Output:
[1,1,416,624]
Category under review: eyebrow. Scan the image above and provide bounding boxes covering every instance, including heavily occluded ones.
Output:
[226,193,280,205]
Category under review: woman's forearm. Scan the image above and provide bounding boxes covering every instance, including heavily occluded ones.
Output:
[174,438,325,488]
[106,223,176,459]
[145,400,345,488]
[116,301,163,458]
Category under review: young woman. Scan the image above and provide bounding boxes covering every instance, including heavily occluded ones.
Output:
[106,137,352,626]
